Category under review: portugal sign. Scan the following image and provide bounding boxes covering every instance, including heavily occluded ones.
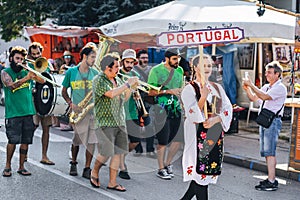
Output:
[157,27,244,47]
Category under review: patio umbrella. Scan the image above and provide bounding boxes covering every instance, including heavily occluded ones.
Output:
[100,0,295,44]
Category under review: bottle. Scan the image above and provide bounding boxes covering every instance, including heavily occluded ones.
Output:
[244,72,249,80]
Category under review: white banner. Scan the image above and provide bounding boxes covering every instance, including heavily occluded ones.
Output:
[156,27,244,47]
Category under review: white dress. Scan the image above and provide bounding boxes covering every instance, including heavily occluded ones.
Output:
[181,81,232,185]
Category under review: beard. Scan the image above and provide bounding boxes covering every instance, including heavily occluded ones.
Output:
[139,60,148,68]
[169,62,179,69]
[123,65,132,72]
[11,60,23,73]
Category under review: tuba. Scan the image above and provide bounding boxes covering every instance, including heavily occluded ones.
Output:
[69,34,119,124]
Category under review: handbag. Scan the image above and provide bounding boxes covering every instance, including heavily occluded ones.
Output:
[255,101,283,128]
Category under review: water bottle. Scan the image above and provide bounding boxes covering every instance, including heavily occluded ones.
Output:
[244,72,249,80]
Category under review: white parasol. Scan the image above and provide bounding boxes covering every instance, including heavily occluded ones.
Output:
[100,0,295,44]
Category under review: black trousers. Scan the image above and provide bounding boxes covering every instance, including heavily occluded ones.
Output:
[180,180,208,200]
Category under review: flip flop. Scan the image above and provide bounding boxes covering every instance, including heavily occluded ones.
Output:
[107,184,126,192]
[2,168,12,177]
[17,169,31,176]
[90,176,100,188]
[40,160,55,165]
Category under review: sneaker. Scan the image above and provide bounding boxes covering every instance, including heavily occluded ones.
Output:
[165,164,174,178]
[156,169,171,180]
[82,167,91,179]
[119,170,131,180]
[69,161,78,176]
[255,179,278,191]
[146,152,157,159]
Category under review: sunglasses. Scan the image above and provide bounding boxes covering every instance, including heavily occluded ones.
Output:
[64,55,72,59]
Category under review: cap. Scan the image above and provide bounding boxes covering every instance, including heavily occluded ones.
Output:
[63,51,73,57]
[121,49,137,61]
[164,47,180,58]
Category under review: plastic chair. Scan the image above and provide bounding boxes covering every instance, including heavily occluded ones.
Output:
[246,102,260,126]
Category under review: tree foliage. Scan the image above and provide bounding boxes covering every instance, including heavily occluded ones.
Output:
[0,0,52,41]
[0,0,172,42]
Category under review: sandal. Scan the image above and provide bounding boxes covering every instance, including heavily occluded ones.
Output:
[90,176,100,188]
[40,159,55,165]
[2,168,12,177]
[107,184,126,192]
[17,169,31,176]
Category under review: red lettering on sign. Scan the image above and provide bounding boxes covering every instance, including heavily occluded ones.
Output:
[205,32,213,41]
[196,32,203,42]
[186,33,195,43]
[232,30,239,39]
[223,30,231,40]
[214,31,222,40]
[177,34,184,44]
[167,34,175,44]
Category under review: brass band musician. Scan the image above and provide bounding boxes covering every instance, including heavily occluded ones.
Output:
[61,42,99,179]
[1,46,45,177]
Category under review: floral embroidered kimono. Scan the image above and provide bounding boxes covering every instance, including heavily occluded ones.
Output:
[181,80,232,185]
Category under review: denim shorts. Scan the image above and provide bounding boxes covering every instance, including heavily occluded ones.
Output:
[259,117,282,157]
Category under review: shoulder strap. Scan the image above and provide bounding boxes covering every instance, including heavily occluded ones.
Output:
[134,66,148,81]
[261,86,284,116]
[161,68,174,88]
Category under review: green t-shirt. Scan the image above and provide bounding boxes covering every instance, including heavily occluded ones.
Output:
[119,70,140,120]
[148,63,184,117]
[3,68,36,118]
[93,72,126,127]
[62,65,98,105]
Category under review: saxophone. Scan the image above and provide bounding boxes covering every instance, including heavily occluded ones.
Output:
[69,34,119,124]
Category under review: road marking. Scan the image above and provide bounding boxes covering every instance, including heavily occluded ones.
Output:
[0,145,126,200]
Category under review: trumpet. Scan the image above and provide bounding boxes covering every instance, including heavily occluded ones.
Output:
[117,73,161,92]
[133,90,149,117]
[19,57,61,87]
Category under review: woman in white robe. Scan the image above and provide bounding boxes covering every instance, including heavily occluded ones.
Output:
[180,54,232,200]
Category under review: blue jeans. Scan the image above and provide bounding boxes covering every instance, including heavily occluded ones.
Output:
[259,117,282,157]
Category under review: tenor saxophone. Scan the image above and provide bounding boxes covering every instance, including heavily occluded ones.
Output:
[69,34,119,124]
[69,92,94,124]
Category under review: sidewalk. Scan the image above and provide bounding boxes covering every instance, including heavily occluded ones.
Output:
[224,119,300,182]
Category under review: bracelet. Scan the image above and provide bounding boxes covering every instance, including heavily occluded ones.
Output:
[125,82,130,89]
[68,101,72,105]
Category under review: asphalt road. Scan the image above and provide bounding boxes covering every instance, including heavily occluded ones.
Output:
[0,105,300,200]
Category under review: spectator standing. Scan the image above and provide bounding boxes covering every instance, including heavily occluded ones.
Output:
[243,61,287,191]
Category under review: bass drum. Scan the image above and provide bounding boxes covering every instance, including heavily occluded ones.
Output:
[33,72,70,116]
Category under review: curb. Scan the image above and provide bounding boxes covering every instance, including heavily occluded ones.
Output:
[224,152,300,182]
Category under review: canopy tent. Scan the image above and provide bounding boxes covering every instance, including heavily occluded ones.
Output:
[100,0,296,105]
[100,0,296,44]
[24,26,102,62]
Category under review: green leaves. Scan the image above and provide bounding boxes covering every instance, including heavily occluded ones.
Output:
[0,0,172,42]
